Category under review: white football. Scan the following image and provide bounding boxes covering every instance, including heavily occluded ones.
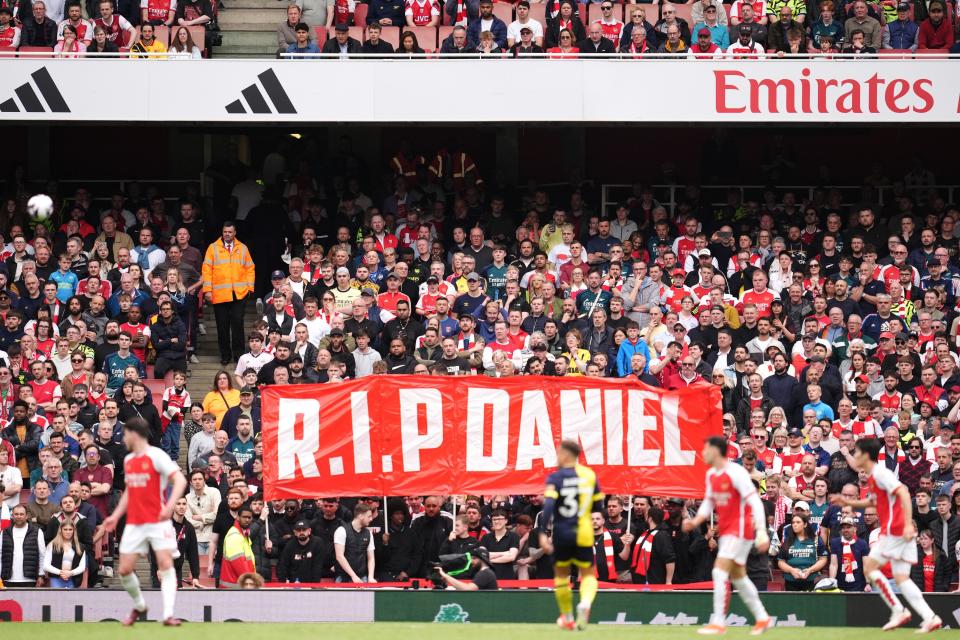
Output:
[27,194,54,221]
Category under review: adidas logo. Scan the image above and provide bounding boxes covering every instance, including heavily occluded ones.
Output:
[225,69,296,115]
[0,67,70,113]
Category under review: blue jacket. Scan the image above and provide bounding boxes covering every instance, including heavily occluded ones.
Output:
[615,339,650,377]
[691,21,729,49]
[107,288,149,316]
[885,19,918,50]
[366,0,405,26]
[467,15,508,48]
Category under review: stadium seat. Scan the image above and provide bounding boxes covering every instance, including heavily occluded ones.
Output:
[313,26,328,46]
[409,25,438,49]
[18,46,53,57]
[380,26,400,49]
[529,3,546,23]
[153,25,169,45]
[0,45,14,57]
[354,2,368,25]
[143,378,166,414]
[673,4,694,27]
[493,2,513,23]
[438,25,454,45]
[578,2,587,18]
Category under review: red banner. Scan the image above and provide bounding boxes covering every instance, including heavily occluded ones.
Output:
[261,376,723,501]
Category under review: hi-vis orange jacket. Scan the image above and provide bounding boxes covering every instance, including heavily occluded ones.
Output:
[201,238,256,303]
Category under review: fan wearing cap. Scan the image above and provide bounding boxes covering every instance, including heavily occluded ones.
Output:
[826,515,869,592]
[662,269,698,314]
[691,10,728,52]
[277,518,330,584]
[507,0,544,46]
[881,1,918,49]
[437,545,498,591]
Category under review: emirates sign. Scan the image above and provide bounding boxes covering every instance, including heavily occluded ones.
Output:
[715,68,935,115]
[260,377,723,499]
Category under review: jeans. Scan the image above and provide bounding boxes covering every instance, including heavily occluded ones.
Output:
[49,577,75,588]
[161,420,182,461]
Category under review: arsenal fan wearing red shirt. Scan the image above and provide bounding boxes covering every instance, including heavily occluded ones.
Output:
[103,418,187,627]
[833,438,941,633]
[140,0,175,26]
[95,0,137,49]
[740,270,776,318]
[671,217,699,267]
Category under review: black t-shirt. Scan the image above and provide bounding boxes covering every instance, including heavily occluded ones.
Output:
[479,530,520,580]
[212,507,237,562]
[470,566,498,590]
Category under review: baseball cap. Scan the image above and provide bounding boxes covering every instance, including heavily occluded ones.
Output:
[426,275,439,284]
[334,22,348,31]
[879,331,895,340]
[361,287,376,297]
[697,27,711,36]
[329,328,344,337]
[466,272,481,281]
[896,1,910,9]
[386,272,399,280]
[855,374,869,383]
[840,516,857,526]
[794,500,810,511]
[271,290,285,299]
[738,23,753,34]
[473,546,491,565]
[293,520,311,530]
[950,385,960,393]
[672,268,685,277]
[240,385,255,394]
[926,256,940,266]
[802,332,816,340]
[270,270,285,280]
[520,26,532,33]
[698,248,711,258]
[787,427,803,438]
[335,267,350,276]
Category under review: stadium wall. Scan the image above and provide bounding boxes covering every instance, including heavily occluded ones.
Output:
[2,590,958,626]
[0,59,957,123]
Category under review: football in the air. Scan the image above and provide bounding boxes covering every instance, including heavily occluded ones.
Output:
[27,193,54,221]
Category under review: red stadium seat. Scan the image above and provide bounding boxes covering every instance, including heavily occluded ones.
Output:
[438,24,454,45]
[409,25,438,49]
[578,2,587,18]
[314,26,329,46]
[354,2,368,25]
[673,3,694,27]
[493,2,513,23]
[529,2,546,23]
[0,45,15,57]
[380,25,400,49]
[18,46,54,57]
[153,25,169,46]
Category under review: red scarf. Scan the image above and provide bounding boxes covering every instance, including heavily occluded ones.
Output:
[840,535,858,583]
[631,528,656,577]
[454,0,467,26]
[594,528,617,579]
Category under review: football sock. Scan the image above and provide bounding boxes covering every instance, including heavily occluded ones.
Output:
[711,567,730,626]
[159,567,177,620]
[732,576,768,622]
[554,575,573,617]
[898,579,935,621]
[120,572,146,612]
[579,573,598,608]
[867,570,904,613]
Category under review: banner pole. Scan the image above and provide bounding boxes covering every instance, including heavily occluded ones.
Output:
[383,495,388,533]
[451,495,457,521]
[626,495,632,533]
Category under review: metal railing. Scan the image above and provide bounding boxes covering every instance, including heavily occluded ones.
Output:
[5,50,959,59]
[600,183,960,217]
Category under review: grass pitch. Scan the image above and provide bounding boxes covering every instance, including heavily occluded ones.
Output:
[3,623,955,640]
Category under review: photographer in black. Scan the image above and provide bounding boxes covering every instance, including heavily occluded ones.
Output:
[436,547,498,591]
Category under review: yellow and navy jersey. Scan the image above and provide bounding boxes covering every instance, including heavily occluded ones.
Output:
[543,464,604,547]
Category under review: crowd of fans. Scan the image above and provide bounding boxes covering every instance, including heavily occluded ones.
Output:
[1,136,960,595]
[277,0,960,56]
[1,0,956,56]
[2,0,216,55]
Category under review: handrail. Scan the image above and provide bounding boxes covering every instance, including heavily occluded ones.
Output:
[5,50,959,59]
[600,183,960,217]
